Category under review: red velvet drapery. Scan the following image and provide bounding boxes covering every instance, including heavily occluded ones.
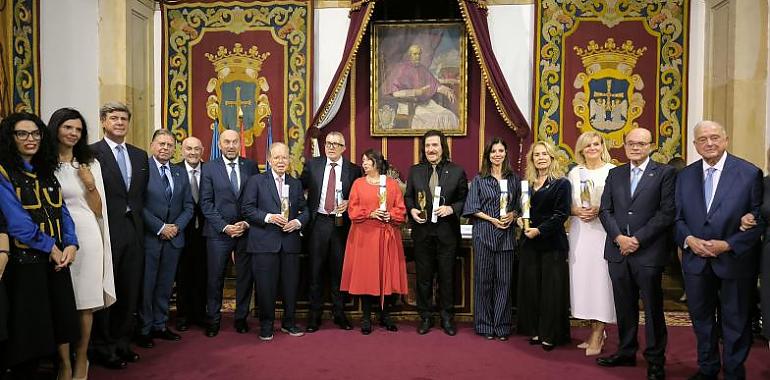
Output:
[309,0,530,175]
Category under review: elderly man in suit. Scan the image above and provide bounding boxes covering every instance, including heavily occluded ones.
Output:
[597,128,676,380]
[675,121,763,380]
[199,129,259,337]
[136,129,193,348]
[242,142,310,341]
[404,129,468,336]
[89,102,149,369]
[300,131,361,332]
[174,136,207,331]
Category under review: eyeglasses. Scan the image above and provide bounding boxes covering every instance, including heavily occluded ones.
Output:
[625,141,650,149]
[13,130,42,141]
[325,142,344,149]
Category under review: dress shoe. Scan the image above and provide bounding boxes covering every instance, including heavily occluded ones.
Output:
[205,323,220,337]
[152,329,181,341]
[441,319,457,336]
[596,354,636,367]
[280,325,305,337]
[483,333,495,340]
[259,326,274,341]
[118,349,140,363]
[135,334,155,348]
[528,337,540,345]
[333,315,353,330]
[417,317,433,335]
[98,356,127,370]
[361,318,372,335]
[541,342,556,351]
[234,319,249,334]
[175,318,189,332]
[379,313,398,332]
[647,364,666,380]
[497,335,509,341]
[686,372,717,380]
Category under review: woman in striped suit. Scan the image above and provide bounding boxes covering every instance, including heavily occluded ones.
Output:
[463,137,521,340]
[516,140,571,351]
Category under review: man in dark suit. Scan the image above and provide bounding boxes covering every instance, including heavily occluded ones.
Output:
[89,102,149,369]
[241,142,310,341]
[136,129,193,348]
[404,130,468,336]
[598,128,676,380]
[174,136,207,331]
[300,131,361,332]
[199,129,259,337]
[675,121,763,380]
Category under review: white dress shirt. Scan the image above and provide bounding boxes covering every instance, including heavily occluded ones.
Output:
[702,151,727,212]
[317,158,342,214]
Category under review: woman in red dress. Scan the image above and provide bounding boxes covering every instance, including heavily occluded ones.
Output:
[341,149,408,335]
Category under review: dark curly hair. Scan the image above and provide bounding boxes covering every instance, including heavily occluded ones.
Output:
[362,148,389,175]
[48,107,94,165]
[0,112,58,178]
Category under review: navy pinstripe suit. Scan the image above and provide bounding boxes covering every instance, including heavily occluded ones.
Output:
[463,174,521,337]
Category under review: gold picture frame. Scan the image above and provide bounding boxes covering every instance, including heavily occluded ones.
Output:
[370,21,467,137]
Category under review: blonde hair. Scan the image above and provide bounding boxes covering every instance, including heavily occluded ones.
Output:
[525,140,564,183]
[574,131,611,166]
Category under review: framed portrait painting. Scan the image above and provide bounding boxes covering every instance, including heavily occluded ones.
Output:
[371,21,467,137]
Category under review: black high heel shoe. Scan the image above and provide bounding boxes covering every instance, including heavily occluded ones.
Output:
[379,314,398,332]
[361,318,372,335]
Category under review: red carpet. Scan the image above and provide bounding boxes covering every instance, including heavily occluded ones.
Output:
[90,319,770,379]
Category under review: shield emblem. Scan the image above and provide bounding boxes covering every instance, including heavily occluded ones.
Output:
[220,80,258,132]
[587,78,629,133]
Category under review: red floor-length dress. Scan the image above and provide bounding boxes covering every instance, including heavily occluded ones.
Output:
[341,177,408,303]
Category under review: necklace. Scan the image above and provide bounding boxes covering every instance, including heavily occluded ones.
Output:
[365,176,380,185]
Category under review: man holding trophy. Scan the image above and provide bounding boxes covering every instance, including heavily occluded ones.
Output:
[300,132,362,332]
[405,130,468,336]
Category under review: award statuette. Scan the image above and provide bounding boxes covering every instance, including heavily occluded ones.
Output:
[499,179,508,218]
[378,174,387,211]
[417,191,427,220]
[520,180,530,230]
[579,167,592,208]
[280,184,290,219]
[334,187,344,227]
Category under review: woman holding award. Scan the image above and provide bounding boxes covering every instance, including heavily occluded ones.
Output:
[462,138,520,340]
[567,131,615,356]
[516,140,571,351]
[340,149,408,335]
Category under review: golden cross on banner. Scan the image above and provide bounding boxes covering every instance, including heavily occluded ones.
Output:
[225,86,252,156]
[594,79,624,111]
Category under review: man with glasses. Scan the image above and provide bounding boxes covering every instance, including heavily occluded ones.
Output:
[597,128,676,380]
[300,132,362,332]
[675,121,763,380]
[90,102,149,369]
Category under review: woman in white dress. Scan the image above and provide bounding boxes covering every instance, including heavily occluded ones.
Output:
[49,108,116,380]
[567,131,615,356]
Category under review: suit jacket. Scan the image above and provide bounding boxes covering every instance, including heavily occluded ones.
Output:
[143,159,194,249]
[241,171,310,254]
[175,161,205,233]
[299,155,362,228]
[675,153,764,278]
[600,159,676,266]
[404,160,468,242]
[90,139,149,250]
[199,156,259,238]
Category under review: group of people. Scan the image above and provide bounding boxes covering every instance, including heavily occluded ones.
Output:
[0,100,765,380]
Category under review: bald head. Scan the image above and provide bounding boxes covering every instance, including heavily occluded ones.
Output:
[219,129,241,160]
[182,136,203,167]
[624,128,653,166]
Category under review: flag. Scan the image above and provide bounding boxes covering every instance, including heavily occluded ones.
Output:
[209,121,221,161]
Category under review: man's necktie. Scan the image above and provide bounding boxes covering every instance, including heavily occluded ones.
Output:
[115,145,129,188]
[704,167,716,211]
[324,163,337,213]
[161,165,172,200]
[630,167,641,196]
[190,168,199,203]
[229,162,239,195]
[429,165,438,198]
